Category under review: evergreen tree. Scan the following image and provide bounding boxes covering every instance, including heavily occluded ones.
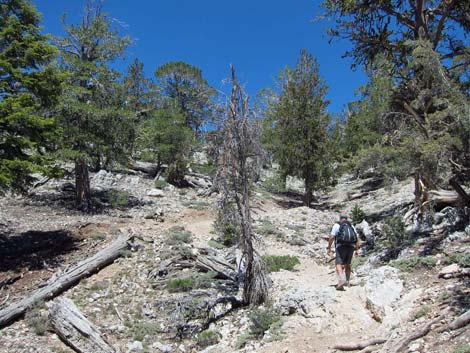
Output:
[264,49,332,206]
[55,0,131,212]
[0,0,62,192]
[155,61,216,138]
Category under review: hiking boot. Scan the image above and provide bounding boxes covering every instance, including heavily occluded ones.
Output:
[336,280,346,291]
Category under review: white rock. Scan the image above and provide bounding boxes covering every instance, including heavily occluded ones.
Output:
[147,189,165,197]
[127,340,143,352]
[439,263,460,278]
[153,342,173,353]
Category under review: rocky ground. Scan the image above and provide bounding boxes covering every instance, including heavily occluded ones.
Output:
[0,170,468,353]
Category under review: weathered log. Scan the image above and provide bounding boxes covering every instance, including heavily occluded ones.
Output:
[425,189,461,208]
[0,235,132,328]
[436,310,470,333]
[449,178,470,207]
[185,175,212,189]
[334,338,387,351]
[128,160,165,177]
[0,274,22,290]
[195,255,237,281]
[392,314,445,353]
[49,297,116,353]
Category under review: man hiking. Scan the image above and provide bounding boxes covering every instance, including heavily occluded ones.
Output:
[327,214,359,290]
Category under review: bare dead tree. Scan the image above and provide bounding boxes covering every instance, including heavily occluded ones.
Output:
[216,66,270,305]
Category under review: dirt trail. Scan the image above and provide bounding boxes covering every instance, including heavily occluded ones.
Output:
[167,197,385,353]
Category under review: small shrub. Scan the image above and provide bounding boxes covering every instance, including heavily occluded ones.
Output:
[288,235,306,246]
[248,306,282,337]
[26,302,48,336]
[351,204,366,223]
[188,201,210,210]
[167,277,194,292]
[90,233,106,241]
[196,330,220,348]
[207,239,225,249]
[391,256,436,272]
[130,321,160,342]
[106,190,130,208]
[409,305,431,321]
[442,252,470,268]
[262,255,300,272]
[258,218,280,237]
[439,291,450,301]
[194,271,217,288]
[383,215,408,250]
[220,224,238,246]
[351,256,368,270]
[452,345,470,353]
[119,249,133,258]
[166,226,193,245]
[235,332,252,349]
[286,223,305,231]
[262,174,286,194]
[154,179,169,189]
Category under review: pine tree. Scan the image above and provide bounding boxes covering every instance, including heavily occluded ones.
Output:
[55,0,131,212]
[264,49,333,206]
[155,61,216,138]
[0,0,62,192]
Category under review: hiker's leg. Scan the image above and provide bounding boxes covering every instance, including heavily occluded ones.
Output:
[345,264,351,281]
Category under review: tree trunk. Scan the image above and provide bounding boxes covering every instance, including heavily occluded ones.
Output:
[304,180,313,207]
[49,297,117,353]
[0,235,132,328]
[75,158,92,212]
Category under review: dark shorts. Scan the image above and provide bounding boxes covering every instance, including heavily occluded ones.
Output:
[336,245,354,265]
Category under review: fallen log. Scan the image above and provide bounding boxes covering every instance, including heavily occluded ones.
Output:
[392,313,445,353]
[0,234,132,328]
[195,255,237,281]
[449,178,470,207]
[49,297,116,353]
[334,338,387,351]
[436,310,470,333]
[128,160,165,177]
[0,274,22,290]
[424,189,461,208]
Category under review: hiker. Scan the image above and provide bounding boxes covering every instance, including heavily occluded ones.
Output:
[327,214,359,290]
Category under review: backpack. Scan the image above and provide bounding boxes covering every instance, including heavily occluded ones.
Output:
[336,221,357,245]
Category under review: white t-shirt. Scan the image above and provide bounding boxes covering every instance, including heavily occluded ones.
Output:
[330,223,357,237]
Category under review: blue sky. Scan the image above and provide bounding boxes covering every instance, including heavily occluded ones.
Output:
[33,0,367,114]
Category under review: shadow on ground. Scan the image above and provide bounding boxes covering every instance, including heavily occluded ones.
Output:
[0,230,82,272]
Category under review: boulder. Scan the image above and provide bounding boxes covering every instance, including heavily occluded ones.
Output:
[438,263,460,279]
[364,266,403,322]
[147,189,165,197]
[91,170,117,190]
[127,341,143,352]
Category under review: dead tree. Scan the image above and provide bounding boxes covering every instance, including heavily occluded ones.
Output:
[216,66,270,305]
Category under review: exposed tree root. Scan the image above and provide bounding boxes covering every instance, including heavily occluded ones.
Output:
[436,310,470,333]
[334,338,387,351]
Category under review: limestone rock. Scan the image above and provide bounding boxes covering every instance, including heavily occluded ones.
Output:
[147,189,165,197]
[438,263,460,279]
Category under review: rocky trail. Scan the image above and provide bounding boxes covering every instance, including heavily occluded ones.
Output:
[0,171,468,353]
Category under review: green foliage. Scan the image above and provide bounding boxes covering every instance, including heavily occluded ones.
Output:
[154,179,169,189]
[257,218,280,237]
[165,226,193,245]
[129,321,160,342]
[351,255,368,271]
[90,233,107,241]
[442,252,470,268]
[26,301,48,336]
[167,277,194,292]
[409,305,431,322]
[106,190,131,208]
[262,174,287,194]
[351,204,366,223]
[186,200,210,210]
[196,330,220,348]
[155,61,216,136]
[136,106,192,169]
[0,0,62,192]
[167,153,189,187]
[383,216,408,250]
[452,345,470,353]
[219,223,238,247]
[391,256,437,272]
[207,240,225,249]
[262,255,300,272]
[248,306,282,337]
[261,49,333,206]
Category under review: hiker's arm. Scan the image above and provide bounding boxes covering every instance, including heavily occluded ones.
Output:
[327,235,334,257]
[355,237,359,256]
